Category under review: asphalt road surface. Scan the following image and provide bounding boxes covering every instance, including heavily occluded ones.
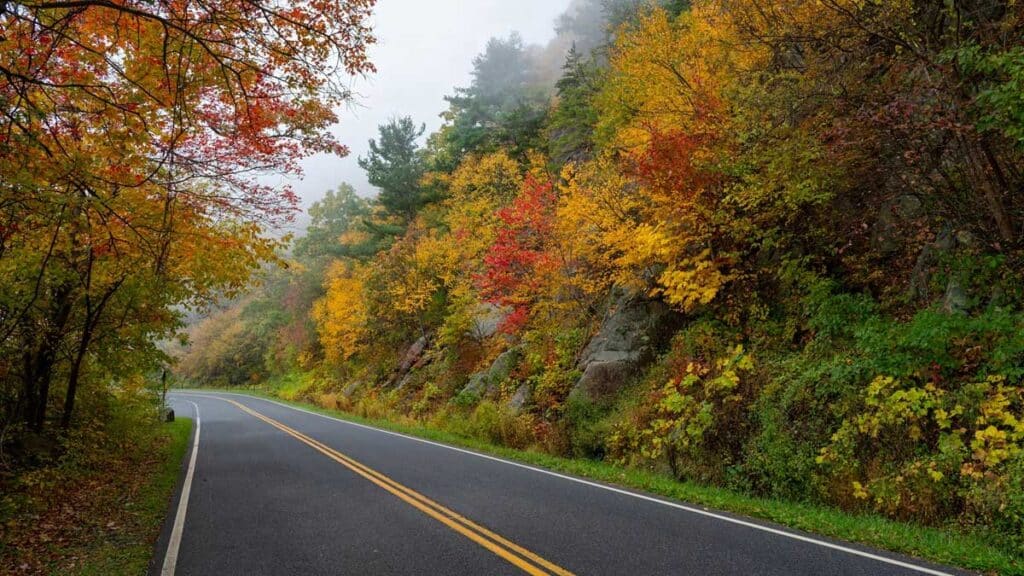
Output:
[149,392,969,576]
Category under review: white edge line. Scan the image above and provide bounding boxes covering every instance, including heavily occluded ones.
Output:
[175,391,956,576]
[160,400,201,576]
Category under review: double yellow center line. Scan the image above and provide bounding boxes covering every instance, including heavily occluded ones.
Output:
[222,398,574,576]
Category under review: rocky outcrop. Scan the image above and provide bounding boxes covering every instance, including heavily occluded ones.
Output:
[341,380,363,398]
[470,303,509,341]
[398,336,427,373]
[507,383,531,413]
[459,346,522,399]
[389,336,429,388]
[908,227,977,314]
[570,288,677,403]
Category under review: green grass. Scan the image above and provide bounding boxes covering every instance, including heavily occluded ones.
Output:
[65,417,192,576]
[190,386,1021,575]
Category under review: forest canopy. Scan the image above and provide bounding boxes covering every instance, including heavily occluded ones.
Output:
[0,0,375,444]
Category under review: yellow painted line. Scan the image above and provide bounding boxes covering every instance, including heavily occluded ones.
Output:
[221,398,574,576]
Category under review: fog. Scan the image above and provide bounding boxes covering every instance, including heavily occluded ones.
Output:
[269,0,568,214]
[269,0,629,227]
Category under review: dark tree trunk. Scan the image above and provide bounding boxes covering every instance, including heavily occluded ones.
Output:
[61,328,91,431]
[61,280,120,431]
[22,290,74,432]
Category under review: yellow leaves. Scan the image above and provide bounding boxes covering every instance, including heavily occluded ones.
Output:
[447,151,522,205]
[819,370,1023,519]
[655,251,731,311]
[559,6,744,314]
[559,151,734,313]
[313,262,369,362]
[971,425,1019,468]
[338,229,371,246]
[851,481,869,500]
[597,5,750,151]
[390,233,444,317]
[635,344,753,462]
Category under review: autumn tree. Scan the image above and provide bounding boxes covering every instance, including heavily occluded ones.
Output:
[477,175,558,332]
[0,0,376,435]
[719,0,1024,251]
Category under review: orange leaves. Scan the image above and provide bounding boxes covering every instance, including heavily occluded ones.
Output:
[626,126,721,211]
[2,0,377,229]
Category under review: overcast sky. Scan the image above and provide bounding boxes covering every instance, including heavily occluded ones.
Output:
[273,0,574,214]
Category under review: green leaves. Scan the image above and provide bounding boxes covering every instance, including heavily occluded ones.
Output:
[955,45,1024,147]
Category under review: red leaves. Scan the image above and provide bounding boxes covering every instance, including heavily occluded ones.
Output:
[627,126,719,205]
[2,0,377,227]
[477,175,557,333]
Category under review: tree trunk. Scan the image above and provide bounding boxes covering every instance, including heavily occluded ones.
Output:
[60,326,92,431]
[61,280,120,430]
[965,137,1015,245]
[22,291,74,432]
[979,137,1017,245]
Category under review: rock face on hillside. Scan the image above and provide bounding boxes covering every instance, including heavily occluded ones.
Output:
[390,336,429,389]
[507,383,531,413]
[570,288,677,403]
[459,346,522,399]
[471,303,509,340]
[908,227,980,314]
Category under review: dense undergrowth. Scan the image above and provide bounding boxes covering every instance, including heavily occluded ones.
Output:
[0,387,190,575]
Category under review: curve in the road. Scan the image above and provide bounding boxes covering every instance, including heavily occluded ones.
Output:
[226,396,572,576]
[159,391,966,576]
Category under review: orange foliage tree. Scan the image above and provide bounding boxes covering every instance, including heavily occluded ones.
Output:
[0,0,376,431]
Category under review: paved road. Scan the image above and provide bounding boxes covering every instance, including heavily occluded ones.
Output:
[149,392,968,576]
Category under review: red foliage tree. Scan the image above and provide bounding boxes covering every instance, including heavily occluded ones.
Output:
[477,175,557,333]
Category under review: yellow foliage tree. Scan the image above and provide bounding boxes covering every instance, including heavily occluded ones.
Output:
[313,262,370,362]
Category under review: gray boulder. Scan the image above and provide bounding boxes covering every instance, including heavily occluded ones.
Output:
[341,380,362,398]
[471,303,509,340]
[570,288,676,403]
[908,227,977,313]
[507,383,531,413]
[460,346,522,398]
[573,361,637,401]
[942,279,968,315]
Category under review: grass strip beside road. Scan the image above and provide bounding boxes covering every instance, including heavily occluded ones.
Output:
[63,417,193,576]
[192,388,1022,575]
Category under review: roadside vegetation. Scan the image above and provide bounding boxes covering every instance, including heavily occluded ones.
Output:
[0,399,191,575]
[176,1,1024,571]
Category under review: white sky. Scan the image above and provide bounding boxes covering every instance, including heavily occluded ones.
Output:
[275,0,573,213]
